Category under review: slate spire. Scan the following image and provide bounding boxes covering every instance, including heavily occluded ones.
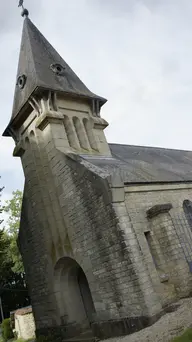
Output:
[3,17,106,136]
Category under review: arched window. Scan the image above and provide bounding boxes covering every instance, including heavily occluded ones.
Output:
[25,137,30,148]
[73,117,89,150]
[29,130,35,138]
[29,131,36,147]
[183,200,192,229]
[63,116,78,149]
[83,118,98,151]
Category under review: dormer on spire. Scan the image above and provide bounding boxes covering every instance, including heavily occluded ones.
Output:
[3,17,106,136]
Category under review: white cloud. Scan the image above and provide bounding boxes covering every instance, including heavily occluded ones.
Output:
[1,0,192,194]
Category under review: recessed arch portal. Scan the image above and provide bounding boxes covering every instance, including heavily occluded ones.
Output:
[54,257,95,329]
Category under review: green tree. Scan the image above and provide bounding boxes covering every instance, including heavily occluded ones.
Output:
[3,190,24,273]
[0,181,4,225]
[0,180,10,271]
[0,188,30,321]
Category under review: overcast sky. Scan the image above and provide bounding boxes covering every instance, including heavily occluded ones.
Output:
[1,0,192,200]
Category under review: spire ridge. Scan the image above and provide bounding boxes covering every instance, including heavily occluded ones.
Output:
[3,17,106,136]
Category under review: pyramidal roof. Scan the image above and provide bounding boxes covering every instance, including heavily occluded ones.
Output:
[4,17,106,135]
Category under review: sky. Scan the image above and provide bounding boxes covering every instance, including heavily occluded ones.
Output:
[1,0,192,201]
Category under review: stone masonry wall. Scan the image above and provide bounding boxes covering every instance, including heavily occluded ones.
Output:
[17,96,163,339]
[125,186,192,307]
[18,133,162,339]
[19,143,60,330]
[54,151,160,314]
[47,149,162,337]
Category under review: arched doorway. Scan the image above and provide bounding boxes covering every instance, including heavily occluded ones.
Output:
[54,257,95,331]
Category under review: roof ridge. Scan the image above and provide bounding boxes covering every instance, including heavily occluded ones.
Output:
[109,142,192,153]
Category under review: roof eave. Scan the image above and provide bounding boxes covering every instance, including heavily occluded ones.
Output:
[124,180,192,186]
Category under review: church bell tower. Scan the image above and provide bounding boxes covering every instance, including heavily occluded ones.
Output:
[3,12,111,158]
[2,7,113,339]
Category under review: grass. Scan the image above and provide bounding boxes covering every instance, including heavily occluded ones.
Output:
[172,328,192,341]
[0,335,35,342]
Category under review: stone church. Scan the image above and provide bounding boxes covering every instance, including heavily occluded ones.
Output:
[3,11,192,341]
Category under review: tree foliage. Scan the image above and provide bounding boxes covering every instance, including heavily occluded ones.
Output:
[1,318,14,341]
[0,181,11,274]
[0,186,30,320]
[0,181,5,225]
[3,190,24,274]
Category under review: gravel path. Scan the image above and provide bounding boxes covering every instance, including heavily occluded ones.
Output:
[105,298,192,342]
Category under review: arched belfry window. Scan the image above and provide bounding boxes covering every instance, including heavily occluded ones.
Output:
[73,117,89,150]
[63,116,78,149]
[183,200,192,229]
[83,118,98,151]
